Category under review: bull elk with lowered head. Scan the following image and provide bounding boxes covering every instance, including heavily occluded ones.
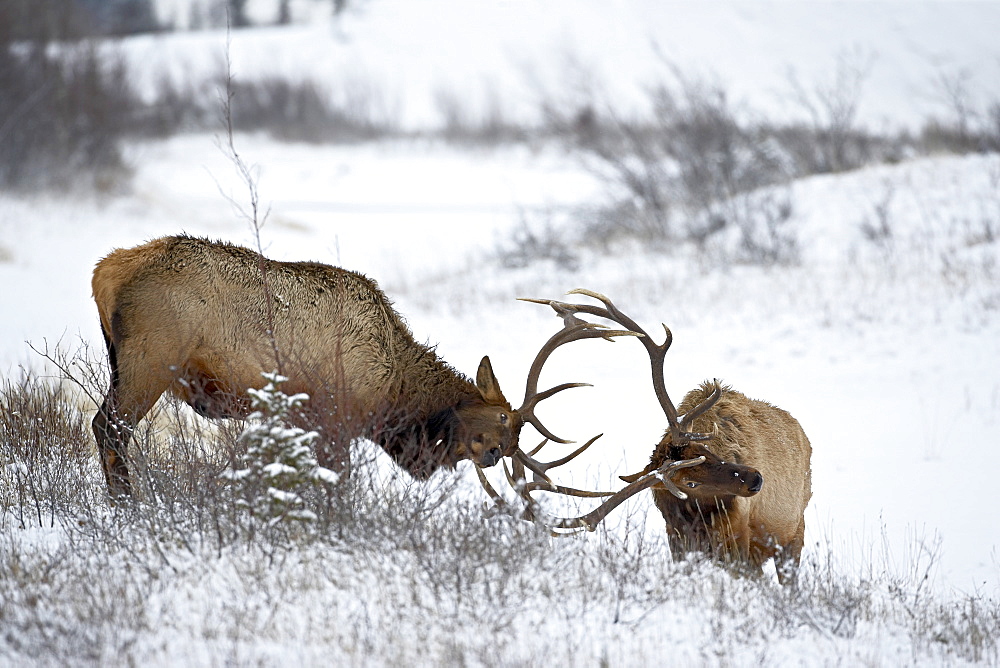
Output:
[517,290,813,582]
[91,235,618,497]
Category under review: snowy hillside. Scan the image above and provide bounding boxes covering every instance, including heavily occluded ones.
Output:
[2,1,999,665]
[136,0,1000,131]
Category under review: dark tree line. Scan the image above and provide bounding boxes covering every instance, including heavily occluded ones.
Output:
[0,0,158,40]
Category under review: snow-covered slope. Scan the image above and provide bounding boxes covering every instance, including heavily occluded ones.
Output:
[134,0,1000,131]
[3,134,997,598]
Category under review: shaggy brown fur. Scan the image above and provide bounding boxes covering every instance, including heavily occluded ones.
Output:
[91,235,523,495]
[648,381,812,583]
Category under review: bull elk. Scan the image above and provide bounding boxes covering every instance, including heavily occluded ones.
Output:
[90,235,618,497]
[507,290,813,582]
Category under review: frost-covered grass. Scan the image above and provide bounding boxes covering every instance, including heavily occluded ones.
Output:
[1,373,998,666]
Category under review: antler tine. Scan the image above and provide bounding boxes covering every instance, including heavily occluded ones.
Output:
[504,454,619,498]
[514,435,602,484]
[557,456,707,530]
[477,453,707,534]
[679,378,724,433]
[534,289,684,439]
[516,302,639,445]
[475,464,508,508]
[476,290,723,533]
[515,439,631,499]
[532,290,725,450]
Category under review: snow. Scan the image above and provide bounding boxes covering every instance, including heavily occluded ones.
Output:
[139,0,1000,131]
[2,0,1000,663]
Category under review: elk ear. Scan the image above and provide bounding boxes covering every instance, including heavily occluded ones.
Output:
[476,356,506,404]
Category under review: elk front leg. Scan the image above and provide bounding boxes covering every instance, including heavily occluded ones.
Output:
[315,432,352,480]
[774,520,806,585]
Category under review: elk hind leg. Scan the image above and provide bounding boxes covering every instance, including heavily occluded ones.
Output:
[92,339,173,497]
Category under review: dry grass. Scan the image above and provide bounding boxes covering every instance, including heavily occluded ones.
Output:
[0,357,997,665]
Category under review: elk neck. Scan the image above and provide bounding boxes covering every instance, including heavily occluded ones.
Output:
[653,487,737,527]
[373,402,468,479]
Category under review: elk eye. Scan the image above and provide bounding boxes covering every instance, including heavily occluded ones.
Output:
[686,481,698,488]
[499,412,508,424]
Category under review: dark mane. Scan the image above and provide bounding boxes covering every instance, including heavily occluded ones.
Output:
[376,405,462,479]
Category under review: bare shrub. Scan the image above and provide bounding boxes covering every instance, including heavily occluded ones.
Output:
[919,65,1000,154]
[0,41,134,191]
[0,373,96,528]
[495,209,580,270]
[557,65,800,264]
[859,181,897,268]
[0,0,159,40]
[133,69,222,137]
[434,84,529,145]
[225,75,398,143]
[648,68,787,201]
[529,47,613,153]
[730,188,799,266]
[784,48,878,173]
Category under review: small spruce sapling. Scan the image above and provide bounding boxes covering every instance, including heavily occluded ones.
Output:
[222,372,339,525]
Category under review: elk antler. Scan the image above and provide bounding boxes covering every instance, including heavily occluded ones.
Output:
[530,289,723,449]
[512,301,640,451]
[475,291,713,534]
[477,436,706,534]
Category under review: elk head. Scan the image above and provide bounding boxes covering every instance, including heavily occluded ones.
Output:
[448,356,521,468]
[544,289,763,503]
[621,440,763,501]
[449,312,638,471]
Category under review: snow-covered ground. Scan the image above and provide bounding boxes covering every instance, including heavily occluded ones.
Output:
[2,1,1000,663]
[140,0,1000,131]
[3,135,998,600]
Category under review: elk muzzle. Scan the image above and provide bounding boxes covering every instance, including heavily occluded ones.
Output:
[479,447,503,468]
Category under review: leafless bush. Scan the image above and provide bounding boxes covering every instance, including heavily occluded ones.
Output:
[132,70,222,137]
[918,65,1000,154]
[649,68,788,199]
[434,85,530,145]
[859,181,897,263]
[139,66,403,142]
[0,373,96,528]
[226,75,398,143]
[0,41,134,191]
[727,188,799,266]
[0,0,159,40]
[495,209,580,271]
[784,48,881,173]
[558,66,800,264]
